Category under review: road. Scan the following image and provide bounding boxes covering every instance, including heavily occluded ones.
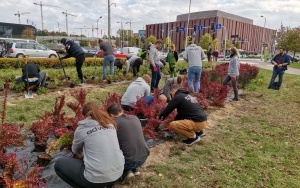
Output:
[222,58,300,75]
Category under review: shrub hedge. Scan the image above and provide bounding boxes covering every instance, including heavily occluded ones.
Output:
[0,57,127,69]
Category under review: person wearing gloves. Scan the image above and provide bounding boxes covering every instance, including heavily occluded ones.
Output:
[159,84,207,146]
[222,47,240,101]
[54,102,124,188]
[121,74,153,111]
[149,40,163,92]
[159,76,182,103]
[125,55,143,76]
[183,39,205,94]
[60,38,85,85]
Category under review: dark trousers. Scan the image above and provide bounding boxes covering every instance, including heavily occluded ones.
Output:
[16,71,46,87]
[223,75,239,99]
[132,58,143,76]
[54,156,117,188]
[76,54,85,83]
[268,68,285,88]
[150,63,161,92]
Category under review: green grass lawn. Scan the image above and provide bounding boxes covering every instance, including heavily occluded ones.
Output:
[1,65,300,188]
[289,62,300,69]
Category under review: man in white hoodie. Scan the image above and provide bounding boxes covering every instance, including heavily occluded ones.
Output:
[183,40,205,94]
[121,74,153,111]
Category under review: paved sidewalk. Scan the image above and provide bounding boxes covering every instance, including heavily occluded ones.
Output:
[221,59,300,75]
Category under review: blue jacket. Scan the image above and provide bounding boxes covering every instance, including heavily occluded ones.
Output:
[272,53,290,71]
[64,39,84,58]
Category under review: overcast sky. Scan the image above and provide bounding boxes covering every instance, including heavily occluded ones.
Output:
[1,0,299,37]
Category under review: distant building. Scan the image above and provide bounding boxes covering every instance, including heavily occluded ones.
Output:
[146,10,276,54]
[0,22,36,39]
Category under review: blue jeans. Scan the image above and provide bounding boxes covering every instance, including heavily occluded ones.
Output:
[188,66,202,93]
[268,68,285,88]
[151,64,161,92]
[124,160,146,172]
[103,55,115,79]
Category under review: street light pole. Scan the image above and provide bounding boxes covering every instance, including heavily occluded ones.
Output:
[222,26,227,60]
[125,20,133,46]
[185,0,192,48]
[97,16,102,39]
[117,21,123,49]
[108,0,116,43]
[260,15,266,61]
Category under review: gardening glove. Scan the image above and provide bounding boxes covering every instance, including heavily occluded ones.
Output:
[153,65,157,72]
[164,126,171,132]
[231,76,236,82]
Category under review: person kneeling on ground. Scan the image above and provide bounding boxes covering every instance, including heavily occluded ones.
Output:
[121,74,153,111]
[16,60,46,88]
[159,76,182,103]
[107,103,150,184]
[159,84,207,146]
[124,55,143,76]
[54,103,124,188]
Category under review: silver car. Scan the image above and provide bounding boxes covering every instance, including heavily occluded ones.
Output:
[7,42,58,58]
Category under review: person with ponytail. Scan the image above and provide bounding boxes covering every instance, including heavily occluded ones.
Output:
[55,102,124,188]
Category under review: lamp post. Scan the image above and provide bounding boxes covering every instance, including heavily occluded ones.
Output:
[125,20,133,46]
[117,21,123,49]
[97,16,102,39]
[260,15,266,61]
[108,0,116,43]
[185,0,192,48]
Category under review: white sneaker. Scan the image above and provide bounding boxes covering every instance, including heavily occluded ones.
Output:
[79,83,84,86]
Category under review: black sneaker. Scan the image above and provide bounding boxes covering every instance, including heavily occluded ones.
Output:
[120,170,134,184]
[196,131,206,137]
[182,136,200,146]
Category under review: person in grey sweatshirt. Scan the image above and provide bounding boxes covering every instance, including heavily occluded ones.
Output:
[121,74,153,111]
[149,40,162,92]
[222,47,240,101]
[54,103,124,188]
[183,41,205,94]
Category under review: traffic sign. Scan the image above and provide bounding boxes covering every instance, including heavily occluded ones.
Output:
[197,25,203,30]
[215,24,222,30]
[192,31,196,36]
[179,27,185,32]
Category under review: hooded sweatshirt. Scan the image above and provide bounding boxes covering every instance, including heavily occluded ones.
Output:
[149,44,160,67]
[159,88,207,122]
[72,118,124,183]
[183,44,205,67]
[121,77,151,107]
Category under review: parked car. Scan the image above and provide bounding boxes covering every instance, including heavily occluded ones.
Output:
[7,42,58,58]
[288,55,299,62]
[96,49,128,59]
[45,43,65,54]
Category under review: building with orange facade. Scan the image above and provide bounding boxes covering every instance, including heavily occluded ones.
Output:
[146,10,276,56]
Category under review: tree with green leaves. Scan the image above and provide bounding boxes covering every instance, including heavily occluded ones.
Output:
[146,35,157,46]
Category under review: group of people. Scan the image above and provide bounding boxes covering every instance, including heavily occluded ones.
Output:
[54,102,150,187]
[15,37,291,187]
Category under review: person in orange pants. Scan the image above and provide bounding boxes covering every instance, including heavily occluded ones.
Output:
[159,84,207,146]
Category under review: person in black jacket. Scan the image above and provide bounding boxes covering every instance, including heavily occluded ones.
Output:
[61,38,85,85]
[16,61,46,88]
[159,84,207,146]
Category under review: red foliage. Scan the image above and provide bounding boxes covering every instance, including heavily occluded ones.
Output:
[101,92,122,110]
[52,96,66,127]
[239,63,259,88]
[30,112,54,143]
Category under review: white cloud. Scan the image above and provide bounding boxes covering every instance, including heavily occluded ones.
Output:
[0,0,299,37]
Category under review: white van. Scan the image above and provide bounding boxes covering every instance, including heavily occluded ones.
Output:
[122,47,142,56]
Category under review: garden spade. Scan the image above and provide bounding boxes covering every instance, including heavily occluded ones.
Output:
[24,55,33,99]
[57,53,69,82]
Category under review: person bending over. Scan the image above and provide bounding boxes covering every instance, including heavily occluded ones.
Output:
[159,84,207,146]
[54,103,124,188]
[107,103,150,184]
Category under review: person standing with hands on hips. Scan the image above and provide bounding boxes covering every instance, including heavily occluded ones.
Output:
[268,48,290,90]
[149,40,162,92]
[60,38,85,85]
[222,47,240,101]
